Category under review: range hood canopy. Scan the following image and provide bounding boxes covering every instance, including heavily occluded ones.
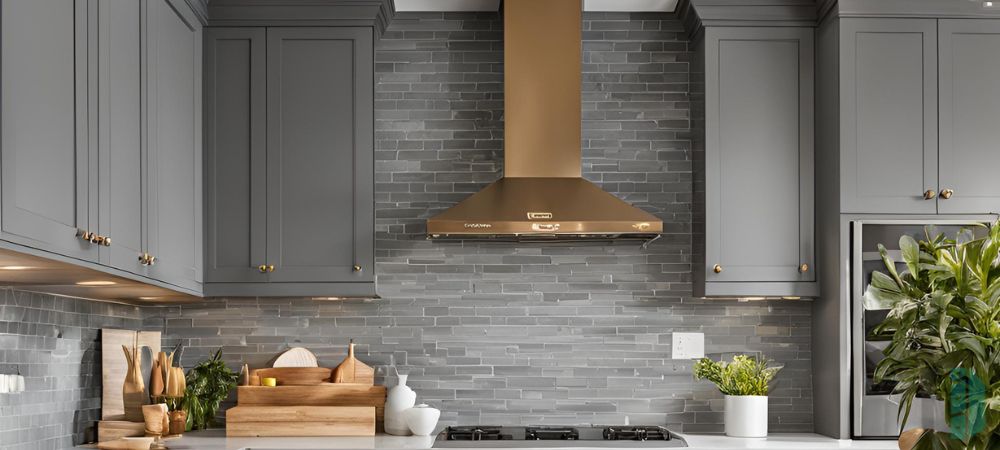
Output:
[425,0,663,240]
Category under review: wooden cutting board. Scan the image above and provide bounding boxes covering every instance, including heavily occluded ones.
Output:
[225,406,375,437]
[101,329,161,420]
[97,420,145,442]
[272,347,319,367]
[237,384,386,431]
[249,367,333,386]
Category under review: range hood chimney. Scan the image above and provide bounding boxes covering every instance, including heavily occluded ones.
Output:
[425,0,663,240]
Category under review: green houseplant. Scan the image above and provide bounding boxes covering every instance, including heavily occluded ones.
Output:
[693,354,781,437]
[182,348,239,431]
[866,222,1000,449]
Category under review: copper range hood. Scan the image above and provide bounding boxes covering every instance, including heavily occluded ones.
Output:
[426,0,663,240]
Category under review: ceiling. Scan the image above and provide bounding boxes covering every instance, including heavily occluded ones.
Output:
[394,0,679,12]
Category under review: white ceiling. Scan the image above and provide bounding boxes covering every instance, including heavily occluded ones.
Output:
[394,0,679,12]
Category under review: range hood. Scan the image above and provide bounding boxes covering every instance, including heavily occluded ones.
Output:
[426,0,663,240]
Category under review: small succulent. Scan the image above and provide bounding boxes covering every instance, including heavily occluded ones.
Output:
[693,354,781,396]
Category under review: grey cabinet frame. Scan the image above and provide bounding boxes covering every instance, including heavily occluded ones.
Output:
[265,27,374,284]
[204,26,375,296]
[0,0,97,261]
[839,18,938,214]
[97,0,147,275]
[204,27,268,283]
[938,19,1000,215]
[145,0,203,290]
[700,27,816,297]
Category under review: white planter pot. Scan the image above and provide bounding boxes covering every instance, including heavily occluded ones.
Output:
[724,395,768,438]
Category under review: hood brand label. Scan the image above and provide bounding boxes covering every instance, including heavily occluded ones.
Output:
[464,223,493,229]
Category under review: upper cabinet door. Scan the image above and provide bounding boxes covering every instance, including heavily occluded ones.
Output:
[704,27,814,286]
[204,28,268,283]
[266,28,374,283]
[97,0,146,274]
[146,0,203,290]
[0,0,97,261]
[938,20,1000,214]
[840,19,938,214]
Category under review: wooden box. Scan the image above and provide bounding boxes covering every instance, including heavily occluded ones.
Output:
[225,405,375,437]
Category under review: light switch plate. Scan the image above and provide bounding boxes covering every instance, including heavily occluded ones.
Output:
[671,332,705,359]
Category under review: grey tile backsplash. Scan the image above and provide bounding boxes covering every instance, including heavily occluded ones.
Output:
[0,12,812,450]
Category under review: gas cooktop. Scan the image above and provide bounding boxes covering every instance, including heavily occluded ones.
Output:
[433,426,687,448]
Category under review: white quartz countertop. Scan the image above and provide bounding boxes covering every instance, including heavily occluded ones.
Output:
[82,430,898,450]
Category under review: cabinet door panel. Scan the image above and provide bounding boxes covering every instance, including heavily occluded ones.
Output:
[98,0,145,274]
[146,0,202,289]
[939,20,1000,214]
[1,0,96,260]
[204,28,267,283]
[840,19,938,214]
[705,28,814,283]
[266,28,374,283]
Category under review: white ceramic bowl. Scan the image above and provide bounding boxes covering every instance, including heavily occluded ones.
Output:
[403,404,441,436]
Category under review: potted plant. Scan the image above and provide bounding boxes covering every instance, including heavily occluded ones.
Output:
[866,222,1000,450]
[182,348,239,431]
[693,354,781,437]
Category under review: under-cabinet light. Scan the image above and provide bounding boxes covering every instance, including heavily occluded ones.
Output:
[76,280,116,286]
[0,266,33,270]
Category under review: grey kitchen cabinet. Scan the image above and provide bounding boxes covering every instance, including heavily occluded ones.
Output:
[145,0,204,291]
[0,0,97,261]
[839,19,939,214]
[204,27,375,297]
[97,0,147,275]
[838,18,1000,215]
[696,27,816,297]
[204,27,268,284]
[938,20,1000,214]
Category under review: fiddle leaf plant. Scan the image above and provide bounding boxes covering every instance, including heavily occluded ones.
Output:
[867,222,1000,450]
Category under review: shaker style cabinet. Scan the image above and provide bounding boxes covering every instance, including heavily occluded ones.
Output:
[1,0,97,261]
[696,27,816,297]
[840,18,1000,215]
[145,0,204,291]
[839,19,938,214]
[0,0,203,295]
[98,0,146,275]
[204,27,375,297]
[938,20,1000,215]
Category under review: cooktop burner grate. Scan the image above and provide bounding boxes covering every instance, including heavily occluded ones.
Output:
[444,426,513,441]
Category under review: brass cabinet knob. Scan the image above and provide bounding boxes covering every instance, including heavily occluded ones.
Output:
[712,264,723,274]
[258,264,268,273]
[102,236,111,247]
[353,264,362,272]
[940,189,954,199]
[267,265,275,273]
[138,253,155,266]
[923,189,936,200]
[799,263,809,273]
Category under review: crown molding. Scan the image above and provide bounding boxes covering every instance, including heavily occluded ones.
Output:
[206,0,395,36]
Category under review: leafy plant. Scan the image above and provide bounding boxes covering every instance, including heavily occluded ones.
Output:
[693,354,781,396]
[866,222,1000,449]
[181,348,238,431]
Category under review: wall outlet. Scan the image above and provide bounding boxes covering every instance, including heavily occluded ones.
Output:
[671,332,705,359]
